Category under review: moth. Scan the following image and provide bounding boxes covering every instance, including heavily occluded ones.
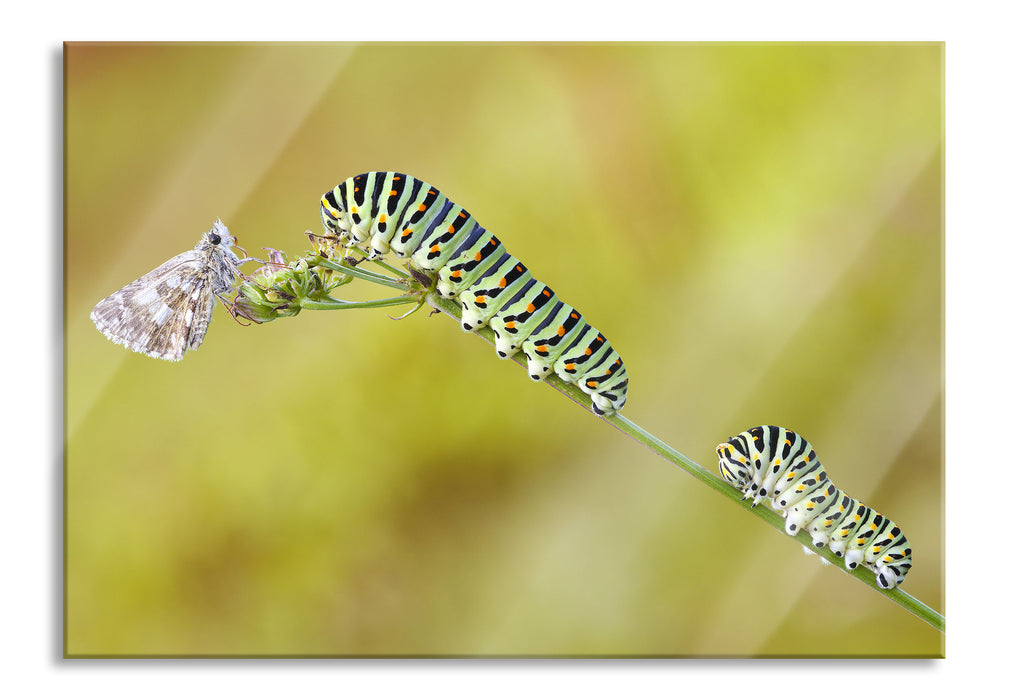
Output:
[90,219,248,361]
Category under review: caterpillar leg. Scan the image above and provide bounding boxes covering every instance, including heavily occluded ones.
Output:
[589,397,613,416]
[873,561,911,590]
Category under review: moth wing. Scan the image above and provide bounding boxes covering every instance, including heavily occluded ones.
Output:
[186,276,217,352]
[90,251,215,362]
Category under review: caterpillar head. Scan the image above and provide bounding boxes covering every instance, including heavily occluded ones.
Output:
[716,438,754,492]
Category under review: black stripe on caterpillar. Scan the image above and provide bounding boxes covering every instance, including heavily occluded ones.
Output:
[319,171,628,416]
[716,425,912,589]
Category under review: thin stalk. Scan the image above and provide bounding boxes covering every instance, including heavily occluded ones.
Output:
[357,251,411,280]
[309,256,410,290]
[422,292,945,633]
[299,294,417,312]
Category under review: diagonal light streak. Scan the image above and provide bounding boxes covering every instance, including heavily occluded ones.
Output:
[69,45,358,439]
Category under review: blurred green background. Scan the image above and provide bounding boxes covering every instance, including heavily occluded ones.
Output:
[66,43,942,656]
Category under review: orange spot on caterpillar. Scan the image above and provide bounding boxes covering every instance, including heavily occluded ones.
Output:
[474,251,482,261]
[526,303,536,313]
[418,204,427,212]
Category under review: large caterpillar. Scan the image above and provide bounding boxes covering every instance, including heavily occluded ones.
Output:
[319,172,628,416]
[716,425,912,590]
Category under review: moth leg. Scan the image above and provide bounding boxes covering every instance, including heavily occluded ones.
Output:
[216,291,256,326]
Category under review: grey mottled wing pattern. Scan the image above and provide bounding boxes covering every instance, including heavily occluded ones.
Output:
[90,251,216,362]
[90,220,245,362]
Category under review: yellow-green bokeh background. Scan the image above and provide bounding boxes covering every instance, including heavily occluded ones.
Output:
[66,43,942,656]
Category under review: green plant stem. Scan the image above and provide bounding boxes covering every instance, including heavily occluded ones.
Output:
[359,252,411,280]
[300,294,418,312]
[421,292,945,634]
[309,256,410,290]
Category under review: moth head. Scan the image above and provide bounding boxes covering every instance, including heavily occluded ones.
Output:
[202,219,236,249]
[716,438,752,491]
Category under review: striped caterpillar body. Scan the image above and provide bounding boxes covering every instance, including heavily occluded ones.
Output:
[716,425,912,590]
[319,172,628,416]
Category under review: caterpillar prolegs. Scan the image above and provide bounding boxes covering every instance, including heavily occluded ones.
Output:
[716,426,912,590]
[319,172,628,416]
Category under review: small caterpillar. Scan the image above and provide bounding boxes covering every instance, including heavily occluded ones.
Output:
[716,425,912,589]
[319,172,628,416]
